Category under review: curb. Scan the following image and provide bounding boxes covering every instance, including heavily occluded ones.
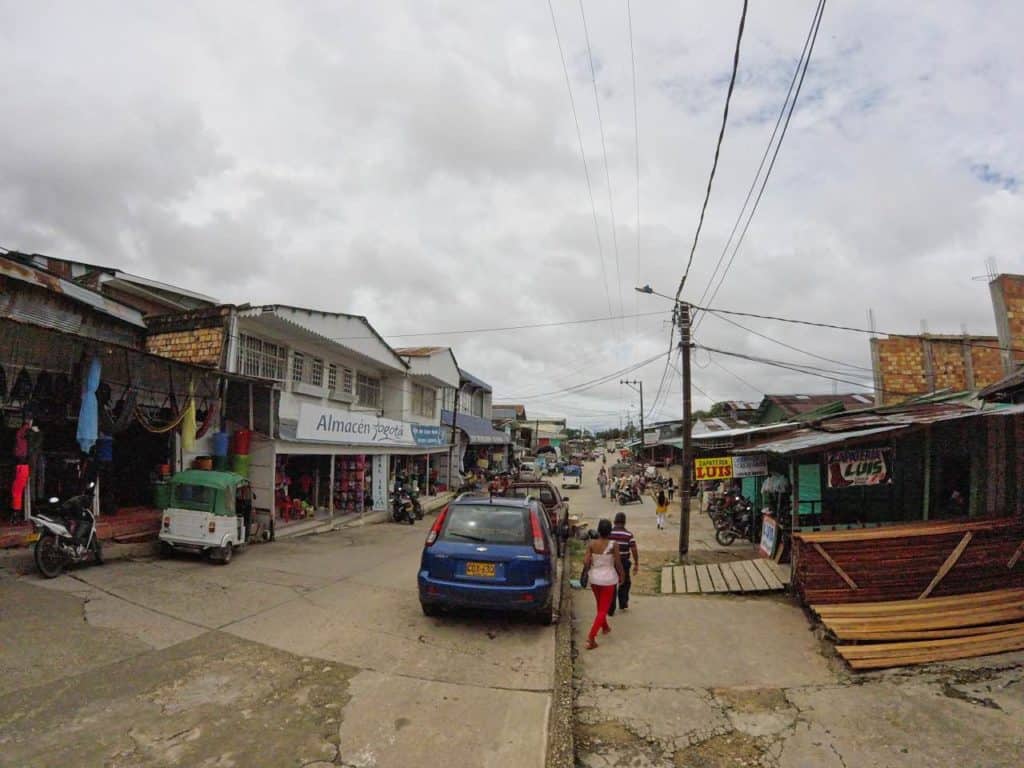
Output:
[0,540,157,577]
[545,554,575,767]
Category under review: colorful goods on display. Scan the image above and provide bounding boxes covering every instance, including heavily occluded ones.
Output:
[335,455,368,514]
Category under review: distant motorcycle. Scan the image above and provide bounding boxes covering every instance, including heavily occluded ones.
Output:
[616,487,644,506]
[391,485,417,525]
[30,483,103,578]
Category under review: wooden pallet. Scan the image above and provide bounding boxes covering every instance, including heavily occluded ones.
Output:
[660,559,790,595]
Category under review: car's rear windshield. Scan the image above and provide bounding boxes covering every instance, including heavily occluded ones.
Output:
[442,504,530,545]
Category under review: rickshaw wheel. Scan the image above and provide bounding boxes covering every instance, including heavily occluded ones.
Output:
[217,542,233,564]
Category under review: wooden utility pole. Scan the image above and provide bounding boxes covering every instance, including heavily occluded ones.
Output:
[620,379,644,460]
[678,302,693,557]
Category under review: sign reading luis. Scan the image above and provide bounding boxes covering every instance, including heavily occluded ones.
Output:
[827,447,891,488]
[298,404,426,446]
[694,456,733,481]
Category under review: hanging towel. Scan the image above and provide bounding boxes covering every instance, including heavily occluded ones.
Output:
[76,357,101,453]
[181,379,197,452]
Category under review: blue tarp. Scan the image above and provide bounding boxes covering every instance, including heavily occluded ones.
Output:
[441,410,509,446]
[77,357,101,453]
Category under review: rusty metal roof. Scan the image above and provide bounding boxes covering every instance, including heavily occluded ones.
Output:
[394,346,446,357]
[733,425,909,456]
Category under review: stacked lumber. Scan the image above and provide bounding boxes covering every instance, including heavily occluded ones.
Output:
[812,588,1024,670]
[792,517,1024,605]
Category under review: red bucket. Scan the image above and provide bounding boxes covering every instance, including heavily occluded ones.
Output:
[233,429,252,456]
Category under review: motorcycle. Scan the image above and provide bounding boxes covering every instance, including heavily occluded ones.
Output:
[616,487,644,506]
[30,483,103,578]
[715,497,755,546]
[391,484,417,525]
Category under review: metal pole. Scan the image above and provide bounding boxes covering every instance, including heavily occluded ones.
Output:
[638,381,644,461]
[448,387,460,489]
[678,302,693,557]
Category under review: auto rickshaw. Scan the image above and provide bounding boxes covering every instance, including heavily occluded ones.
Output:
[158,470,258,564]
[561,463,582,490]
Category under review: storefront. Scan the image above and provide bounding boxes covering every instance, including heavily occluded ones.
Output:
[441,410,510,476]
[268,403,449,526]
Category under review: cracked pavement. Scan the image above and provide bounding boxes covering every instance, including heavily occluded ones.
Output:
[0,517,554,767]
[568,477,1024,768]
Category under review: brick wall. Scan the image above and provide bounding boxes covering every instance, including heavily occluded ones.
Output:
[872,335,1004,405]
[990,274,1024,373]
[146,327,225,367]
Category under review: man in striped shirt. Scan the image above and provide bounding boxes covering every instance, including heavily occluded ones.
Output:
[607,511,639,615]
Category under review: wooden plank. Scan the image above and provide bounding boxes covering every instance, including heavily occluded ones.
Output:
[707,564,729,593]
[919,531,974,599]
[751,558,785,590]
[811,542,859,591]
[837,626,1024,659]
[770,561,792,585]
[739,559,772,591]
[825,607,1024,637]
[672,565,687,594]
[719,563,743,593]
[694,565,711,593]
[685,566,701,594]
[795,517,1020,544]
[813,588,1024,618]
[843,632,1024,670]
[1008,539,1024,569]
[835,620,1024,643]
[731,561,758,592]
[660,567,673,595]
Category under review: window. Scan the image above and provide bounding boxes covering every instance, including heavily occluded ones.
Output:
[237,334,288,381]
[357,373,381,408]
[328,364,338,391]
[412,383,436,418]
[311,358,324,387]
[292,352,305,383]
[342,367,354,394]
[472,392,484,418]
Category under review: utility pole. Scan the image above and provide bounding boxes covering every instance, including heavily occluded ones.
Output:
[678,302,693,557]
[620,379,644,460]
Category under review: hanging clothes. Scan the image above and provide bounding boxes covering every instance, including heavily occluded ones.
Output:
[181,378,197,453]
[76,357,101,453]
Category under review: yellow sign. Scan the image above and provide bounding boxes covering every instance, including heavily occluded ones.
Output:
[694,456,734,481]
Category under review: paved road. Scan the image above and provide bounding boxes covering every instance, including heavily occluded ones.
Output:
[0,514,553,767]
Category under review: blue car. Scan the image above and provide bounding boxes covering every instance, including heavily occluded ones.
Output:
[418,494,557,624]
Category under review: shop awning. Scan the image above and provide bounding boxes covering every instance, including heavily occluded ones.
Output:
[732,425,908,457]
[441,410,509,445]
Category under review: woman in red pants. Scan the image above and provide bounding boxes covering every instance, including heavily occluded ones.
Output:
[583,518,625,650]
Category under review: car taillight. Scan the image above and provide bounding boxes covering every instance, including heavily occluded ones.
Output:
[163,516,170,529]
[425,505,448,546]
[530,509,546,554]
[208,520,216,533]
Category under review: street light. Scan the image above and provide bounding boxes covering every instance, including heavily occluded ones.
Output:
[635,283,693,558]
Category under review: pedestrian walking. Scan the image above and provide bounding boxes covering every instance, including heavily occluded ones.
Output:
[598,467,608,498]
[666,477,675,503]
[583,518,625,650]
[655,490,668,530]
[607,511,638,616]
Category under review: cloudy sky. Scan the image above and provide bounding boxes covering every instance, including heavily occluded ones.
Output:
[2,1,1021,429]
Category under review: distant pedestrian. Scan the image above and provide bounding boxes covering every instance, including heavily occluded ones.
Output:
[655,490,668,530]
[583,518,625,650]
[666,477,675,503]
[598,467,608,498]
[607,511,638,616]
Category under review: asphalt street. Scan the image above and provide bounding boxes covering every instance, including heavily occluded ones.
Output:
[0,511,554,767]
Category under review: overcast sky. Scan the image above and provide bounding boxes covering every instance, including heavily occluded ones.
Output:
[2,1,1021,430]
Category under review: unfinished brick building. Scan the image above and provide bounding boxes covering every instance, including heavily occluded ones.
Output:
[871,274,1024,405]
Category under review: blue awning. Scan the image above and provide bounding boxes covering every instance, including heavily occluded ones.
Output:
[442,410,509,445]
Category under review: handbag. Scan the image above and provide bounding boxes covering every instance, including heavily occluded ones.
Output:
[580,562,590,588]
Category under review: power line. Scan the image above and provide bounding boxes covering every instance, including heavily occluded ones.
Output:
[698,0,828,317]
[579,0,626,324]
[627,0,641,334]
[546,0,616,319]
[675,0,749,300]
[693,0,826,316]
[500,349,669,402]
[710,358,763,395]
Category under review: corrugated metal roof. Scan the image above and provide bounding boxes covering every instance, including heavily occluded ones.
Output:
[459,368,492,392]
[733,425,908,456]
[394,346,446,357]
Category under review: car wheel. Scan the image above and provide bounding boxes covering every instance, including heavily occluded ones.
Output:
[421,601,441,617]
[159,541,174,558]
[216,542,233,564]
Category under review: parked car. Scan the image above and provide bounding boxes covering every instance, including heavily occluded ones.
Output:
[418,494,556,624]
[503,480,568,532]
[518,461,541,481]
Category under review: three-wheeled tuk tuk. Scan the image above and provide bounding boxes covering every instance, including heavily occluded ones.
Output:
[561,464,582,490]
[158,470,258,564]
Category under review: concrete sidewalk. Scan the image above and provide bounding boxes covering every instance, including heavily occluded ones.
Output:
[568,472,1024,767]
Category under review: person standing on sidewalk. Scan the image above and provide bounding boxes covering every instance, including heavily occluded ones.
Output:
[607,512,638,616]
[655,489,668,530]
[10,416,35,522]
[597,466,608,498]
[583,518,624,650]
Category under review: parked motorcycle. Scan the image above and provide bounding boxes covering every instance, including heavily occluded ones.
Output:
[616,487,644,506]
[30,483,103,578]
[409,487,424,520]
[391,484,417,525]
[715,497,754,546]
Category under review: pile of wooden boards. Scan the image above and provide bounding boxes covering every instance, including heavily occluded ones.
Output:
[812,588,1024,670]
[792,517,1024,605]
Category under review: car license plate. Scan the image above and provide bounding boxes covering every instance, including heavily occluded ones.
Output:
[466,561,496,578]
[26,532,40,543]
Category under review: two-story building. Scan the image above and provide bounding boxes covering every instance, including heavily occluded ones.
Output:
[441,369,510,476]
